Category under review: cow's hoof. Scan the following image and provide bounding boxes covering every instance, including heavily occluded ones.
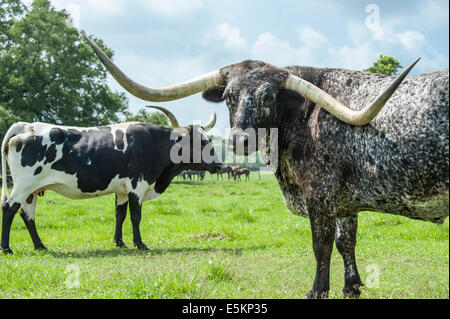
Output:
[304,290,329,299]
[340,288,361,299]
[1,247,13,255]
[115,240,128,248]
[34,244,47,251]
[135,242,149,251]
[340,284,362,299]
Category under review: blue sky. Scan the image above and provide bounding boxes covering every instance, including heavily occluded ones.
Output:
[47,0,449,135]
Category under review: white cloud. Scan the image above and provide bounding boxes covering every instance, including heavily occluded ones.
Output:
[330,44,376,71]
[65,3,80,29]
[203,23,247,51]
[251,33,297,66]
[298,25,328,47]
[250,27,330,67]
[83,0,123,14]
[140,0,204,17]
[367,22,428,52]
[362,17,447,72]
[416,0,449,30]
[248,22,437,72]
[51,0,123,23]
[397,30,426,50]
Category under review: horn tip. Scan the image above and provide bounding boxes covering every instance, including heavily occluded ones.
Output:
[412,57,421,67]
[407,57,421,70]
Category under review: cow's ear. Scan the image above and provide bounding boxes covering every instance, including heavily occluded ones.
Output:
[202,86,226,103]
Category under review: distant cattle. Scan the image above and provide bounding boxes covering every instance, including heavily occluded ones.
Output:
[186,170,205,181]
[177,171,187,180]
[229,166,240,177]
[233,168,250,181]
[212,166,233,180]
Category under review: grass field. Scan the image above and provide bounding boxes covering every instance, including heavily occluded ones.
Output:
[0,173,448,299]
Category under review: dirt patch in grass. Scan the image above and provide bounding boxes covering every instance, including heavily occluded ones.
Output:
[192,232,234,241]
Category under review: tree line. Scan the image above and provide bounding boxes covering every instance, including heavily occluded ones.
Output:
[0,0,169,141]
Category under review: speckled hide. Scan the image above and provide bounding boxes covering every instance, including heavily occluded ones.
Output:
[202,60,449,298]
[278,66,449,223]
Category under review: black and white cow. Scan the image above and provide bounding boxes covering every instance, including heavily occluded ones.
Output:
[82,31,448,298]
[1,106,222,254]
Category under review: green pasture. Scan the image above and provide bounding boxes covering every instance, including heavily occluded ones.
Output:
[0,173,448,299]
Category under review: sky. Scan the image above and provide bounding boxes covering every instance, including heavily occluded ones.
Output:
[44,0,449,136]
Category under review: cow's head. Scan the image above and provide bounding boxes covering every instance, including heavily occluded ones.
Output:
[147,105,222,174]
[202,61,289,155]
[83,32,419,156]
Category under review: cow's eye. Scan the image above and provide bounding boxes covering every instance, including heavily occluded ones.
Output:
[263,96,274,108]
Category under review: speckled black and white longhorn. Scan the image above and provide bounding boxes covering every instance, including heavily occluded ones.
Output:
[1,106,222,254]
[83,32,448,298]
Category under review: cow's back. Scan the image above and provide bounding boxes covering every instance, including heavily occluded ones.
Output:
[4,122,172,198]
[280,67,449,222]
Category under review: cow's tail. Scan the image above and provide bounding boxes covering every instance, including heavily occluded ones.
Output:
[1,122,27,205]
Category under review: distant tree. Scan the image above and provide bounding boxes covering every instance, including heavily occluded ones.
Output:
[0,0,128,138]
[0,0,19,179]
[0,0,24,38]
[126,108,170,127]
[0,105,19,138]
[364,54,403,75]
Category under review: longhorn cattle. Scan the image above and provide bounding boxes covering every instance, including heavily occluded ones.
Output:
[83,31,449,298]
[1,105,222,254]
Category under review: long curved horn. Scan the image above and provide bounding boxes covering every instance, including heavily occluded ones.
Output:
[284,58,420,126]
[146,105,180,128]
[81,32,222,102]
[201,111,216,131]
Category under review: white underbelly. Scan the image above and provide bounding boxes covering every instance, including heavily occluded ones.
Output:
[46,183,113,199]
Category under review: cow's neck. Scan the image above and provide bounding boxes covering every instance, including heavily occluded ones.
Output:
[154,163,188,194]
[270,80,326,183]
[154,128,206,193]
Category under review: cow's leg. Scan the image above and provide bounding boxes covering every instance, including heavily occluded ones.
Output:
[1,190,28,254]
[114,194,128,248]
[128,193,148,251]
[335,214,363,298]
[306,207,336,299]
[19,194,46,250]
